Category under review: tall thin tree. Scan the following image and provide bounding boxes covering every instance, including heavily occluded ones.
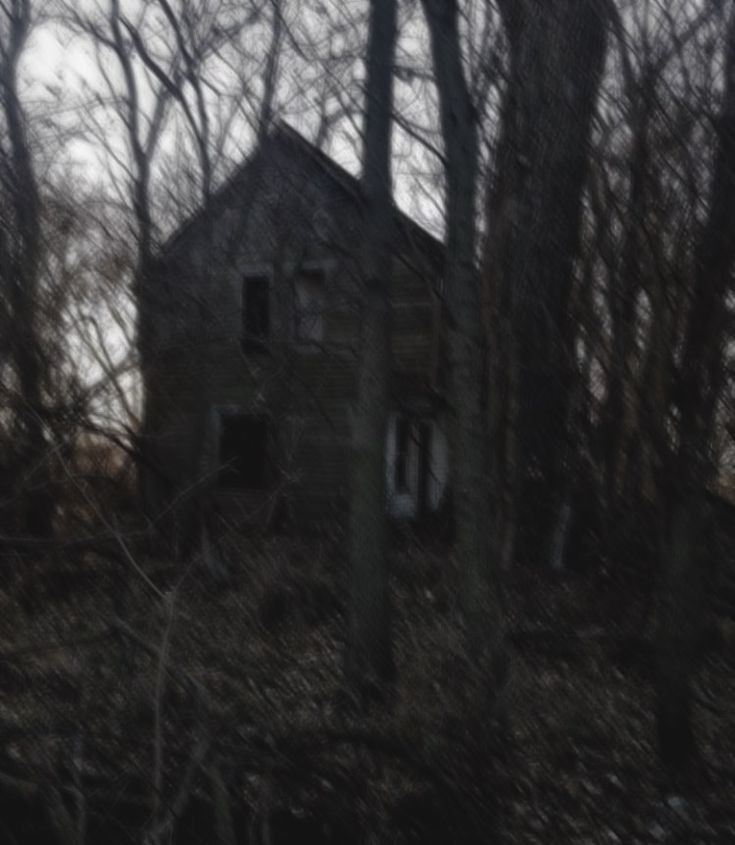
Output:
[0,0,53,535]
[486,0,610,568]
[654,4,735,772]
[420,0,505,679]
[347,0,398,691]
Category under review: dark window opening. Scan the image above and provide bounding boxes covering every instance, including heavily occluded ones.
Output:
[395,418,412,492]
[218,415,268,489]
[242,275,270,351]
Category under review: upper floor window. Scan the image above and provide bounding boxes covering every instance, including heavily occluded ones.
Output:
[294,268,325,343]
[242,275,270,352]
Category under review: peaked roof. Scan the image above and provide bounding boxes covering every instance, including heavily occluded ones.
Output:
[161,121,444,262]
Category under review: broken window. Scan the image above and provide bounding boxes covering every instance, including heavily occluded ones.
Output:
[294,268,325,343]
[218,414,268,488]
[242,275,270,351]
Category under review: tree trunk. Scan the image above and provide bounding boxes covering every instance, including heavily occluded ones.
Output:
[655,495,703,771]
[486,0,609,568]
[347,0,398,691]
[1,0,54,536]
[420,0,505,681]
[654,6,735,773]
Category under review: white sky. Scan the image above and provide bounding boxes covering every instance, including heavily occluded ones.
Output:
[18,1,447,241]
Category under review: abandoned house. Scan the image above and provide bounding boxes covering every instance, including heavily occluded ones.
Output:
[140,123,449,533]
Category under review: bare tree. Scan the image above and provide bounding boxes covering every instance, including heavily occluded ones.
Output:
[0,0,55,535]
[347,0,398,691]
[62,0,177,520]
[64,0,286,538]
[0,0,65,535]
[485,0,611,569]
[420,0,505,687]
[654,2,735,773]
[535,0,735,770]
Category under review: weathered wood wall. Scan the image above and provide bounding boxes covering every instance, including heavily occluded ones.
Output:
[141,126,444,529]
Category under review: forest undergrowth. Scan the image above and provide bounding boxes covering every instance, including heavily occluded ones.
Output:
[0,532,733,844]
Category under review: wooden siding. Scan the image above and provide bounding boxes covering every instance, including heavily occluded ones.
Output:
[144,127,445,526]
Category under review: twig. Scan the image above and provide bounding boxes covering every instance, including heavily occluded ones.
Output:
[144,734,211,845]
[210,756,237,845]
[45,786,77,845]
[72,651,88,845]
[151,590,177,841]
[0,770,78,845]
[0,629,113,662]
[0,528,152,556]
[110,616,210,705]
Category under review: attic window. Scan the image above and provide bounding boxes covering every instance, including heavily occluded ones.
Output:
[218,415,268,489]
[242,275,270,352]
[295,269,325,343]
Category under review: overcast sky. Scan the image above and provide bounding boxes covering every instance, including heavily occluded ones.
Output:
[15,1,447,243]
